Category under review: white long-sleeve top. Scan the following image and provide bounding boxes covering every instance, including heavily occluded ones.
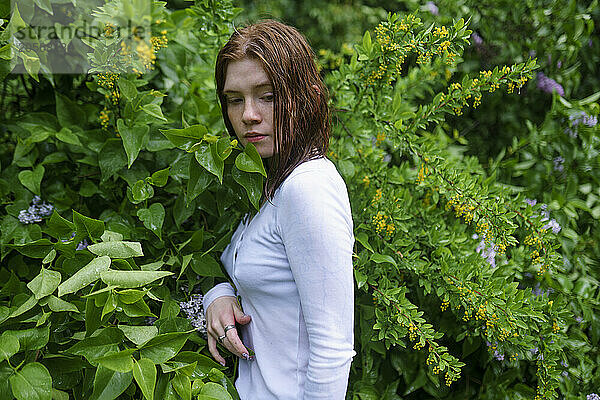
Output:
[203,157,356,400]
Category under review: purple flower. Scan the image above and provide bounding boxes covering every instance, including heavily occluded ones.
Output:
[76,239,89,251]
[536,72,564,96]
[180,294,207,337]
[525,198,537,206]
[542,219,561,234]
[471,32,483,46]
[575,316,583,323]
[475,236,497,268]
[18,197,54,224]
[587,394,600,400]
[530,347,538,355]
[425,1,439,16]
[493,350,504,361]
[557,60,562,68]
[553,156,564,172]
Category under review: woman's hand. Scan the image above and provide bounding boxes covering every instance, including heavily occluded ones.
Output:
[205,296,252,366]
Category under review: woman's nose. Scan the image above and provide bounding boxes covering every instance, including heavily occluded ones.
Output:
[242,100,261,125]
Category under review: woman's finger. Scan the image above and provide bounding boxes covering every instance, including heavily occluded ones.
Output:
[207,334,226,366]
[224,327,250,359]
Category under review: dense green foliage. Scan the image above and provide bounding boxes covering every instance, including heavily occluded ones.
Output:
[0,0,598,399]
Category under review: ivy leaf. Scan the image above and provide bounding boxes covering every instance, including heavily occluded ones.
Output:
[234,144,266,177]
[117,119,150,168]
[137,203,165,240]
[87,241,143,258]
[118,325,158,346]
[159,125,207,151]
[9,362,52,400]
[187,158,212,205]
[100,270,173,288]
[370,253,397,267]
[73,210,105,241]
[27,268,61,299]
[99,138,128,182]
[231,165,263,211]
[90,366,132,400]
[0,332,20,362]
[130,179,154,203]
[55,92,85,129]
[133,358,156,400]
[195,142,224,183]
[46,295,78,313]
[150,167,170,187]
[199,382,233,400]
[172,374,191,400]
[141,103,167,123]
[117,77,137,100]
[18,164,44,195]
[139,332,191,364]
[96,349,136,373]
[58,256,111,297]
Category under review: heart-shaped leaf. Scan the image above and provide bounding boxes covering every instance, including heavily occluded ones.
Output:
[18,164,44,195]
[137,203,165,240]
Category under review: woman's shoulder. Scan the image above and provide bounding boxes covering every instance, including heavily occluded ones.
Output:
[277,157,349,201]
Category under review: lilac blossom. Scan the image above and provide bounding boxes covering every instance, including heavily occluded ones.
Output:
[575,316,583,323]
[76,239,89,251]
[179,294,207,337]
[18,196,54,224]
[493,350,504,361]
[425,1,439,16]
[536,72,564,96]
[570,111,598,128]
[525,198,537,206]
[471,32,483,46]
[473,234,497,268]
[587,394,600,400]
[542,218,561,234]
[553,156,564,172]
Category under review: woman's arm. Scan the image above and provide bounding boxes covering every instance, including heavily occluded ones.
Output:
[278,169,356,399]
[203,283,252,365]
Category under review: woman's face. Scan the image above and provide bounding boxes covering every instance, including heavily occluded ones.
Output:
[223,58,275,159]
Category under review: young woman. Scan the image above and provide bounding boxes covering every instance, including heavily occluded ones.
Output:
[202,20,355,399]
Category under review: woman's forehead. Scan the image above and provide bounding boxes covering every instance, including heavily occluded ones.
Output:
[223,58,272,93]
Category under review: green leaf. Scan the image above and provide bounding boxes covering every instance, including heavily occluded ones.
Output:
[118,325,158,346]
[100,270,173,288]
[172,374,191,400]
[0,332,20,362]
[66,327,123,363]
[9,295,37,318]
[96,349,136,373]
[370,253,397,267]
[117,289,146,304]
[45,210,74,239]
[133,358,156,400]
[141,103,167,123]
[139,332,191,364]
[87,241,144,258]
[159,125,207,151]
[55,92,85,129]
[234,144,266,177]
[195,142,224,183]
[46,295,78,312]
[231,165,263,210]
[131,179,154,203]
[55,127,82,146]
[137,203,165,240]
[187,158,213,205]
[27,268,61,299]
[73,210,105,240]
[8,239,54,258]
[20,51,40,82]
[18,164,44,195]
[90,366,132,400]
[34,0,53,14]
[41,248,56,264]
[362,31,372,54]
[57,256,111,297]
[9,362,52,400]
[199,382,233,400]
[150,167,169,187]
[101,230,124,242]
[98,138,128,182]
[118,77,137,100]
[191,254,225,278]
[4,326,49,351]
[355,232,374,253]
[117,119,150,168]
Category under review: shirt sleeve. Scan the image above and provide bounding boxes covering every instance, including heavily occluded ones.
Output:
[202,282,237,313]
[277,168,356,399]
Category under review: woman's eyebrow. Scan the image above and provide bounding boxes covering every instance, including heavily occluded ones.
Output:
[223,82,272,94]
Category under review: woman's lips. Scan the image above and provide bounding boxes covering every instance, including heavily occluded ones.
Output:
[246,135,266,142]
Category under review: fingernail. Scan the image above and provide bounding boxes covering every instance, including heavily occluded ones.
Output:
[220,360,226,366]
[242,353,249,360]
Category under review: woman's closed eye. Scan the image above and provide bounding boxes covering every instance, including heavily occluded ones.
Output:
[261,93,274,102]
[227,97,243,104]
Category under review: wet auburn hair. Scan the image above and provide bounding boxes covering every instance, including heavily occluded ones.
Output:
[215,19,330,202]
